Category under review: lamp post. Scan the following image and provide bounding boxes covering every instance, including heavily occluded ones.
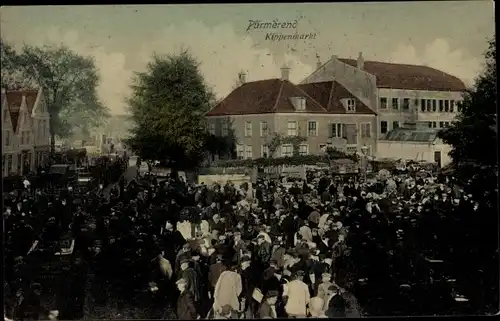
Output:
[361,145,369,181]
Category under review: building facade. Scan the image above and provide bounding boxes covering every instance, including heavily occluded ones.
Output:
[301,53,466,138]
[2,88,51,176]
[206,68,377,159]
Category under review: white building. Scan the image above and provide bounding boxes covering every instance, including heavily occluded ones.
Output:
[2,88,51,176]
[301,53,466,138]
[376,123,452,167]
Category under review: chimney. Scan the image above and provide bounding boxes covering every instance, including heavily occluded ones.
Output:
[357,52,364,70]
[316,54,322,69]
[238,71,246,84]
[280,64,290,81]
[331,55,337,61]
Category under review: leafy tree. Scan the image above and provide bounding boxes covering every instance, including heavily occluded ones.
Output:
[0,39,109,149]
[438,38,498,314]
[125,51,218,170]
[438,38,497,194]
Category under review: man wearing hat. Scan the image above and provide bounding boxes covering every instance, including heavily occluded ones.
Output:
[179,257,201,310]
[209,255,228,298]
[259,290,279,318]
[239,255,260,318]
[283,270,310,317]
[176,278,197,320]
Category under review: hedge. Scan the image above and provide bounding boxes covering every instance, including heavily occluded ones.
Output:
[211,152,359,168]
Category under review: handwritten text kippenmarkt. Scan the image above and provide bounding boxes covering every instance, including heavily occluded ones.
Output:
[246,19,317,41]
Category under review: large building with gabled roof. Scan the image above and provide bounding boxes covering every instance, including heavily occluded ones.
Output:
[302,53,466,138]
[206,66,378,160]
[206,53,465,162]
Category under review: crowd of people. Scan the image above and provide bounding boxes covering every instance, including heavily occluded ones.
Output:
[3,161,494,320]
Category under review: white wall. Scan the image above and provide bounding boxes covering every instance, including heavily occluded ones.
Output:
[376,139,452,167]
[377,88,463,137]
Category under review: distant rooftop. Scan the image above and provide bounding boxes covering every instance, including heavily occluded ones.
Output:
[381,127,441,143]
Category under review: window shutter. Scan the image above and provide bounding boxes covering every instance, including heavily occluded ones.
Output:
[328,123,333,138]
[341,124,347,139]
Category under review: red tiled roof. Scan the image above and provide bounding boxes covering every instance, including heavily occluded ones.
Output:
[298,81,376,115]
[206,79,328,116]
[338,58,466,92]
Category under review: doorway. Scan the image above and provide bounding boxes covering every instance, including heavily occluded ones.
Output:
[434,151,442,168]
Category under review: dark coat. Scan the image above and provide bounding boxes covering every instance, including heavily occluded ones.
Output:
[177,291,197,319]
[209,262,228,288]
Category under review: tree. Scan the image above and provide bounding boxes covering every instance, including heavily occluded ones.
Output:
[125,50,217,170]
[437,38,498,314]
[0,39,110,150]
[438,38,497,194]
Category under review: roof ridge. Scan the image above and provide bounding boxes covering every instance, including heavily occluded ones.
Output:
[271,80,285,112]
[293,82,329,112]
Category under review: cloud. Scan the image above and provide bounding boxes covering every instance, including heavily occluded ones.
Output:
[14,22,314,114]
[17,26,134,115]
[137,20,314,101]
[389,38,482,87]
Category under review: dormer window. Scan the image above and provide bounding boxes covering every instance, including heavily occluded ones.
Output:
[290,97,306,111]
[341,98,356,112]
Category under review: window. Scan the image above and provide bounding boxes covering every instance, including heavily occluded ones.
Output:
[402,98,410,110]
[330,123,344,138]
[444,100,449,112]
[439,100,444,112]
[287,121,297,136]
[308,121,317,136]
[450,100,455,112]
[7,155,13,174]
[420,99,426,112]
[380,97,388,109]
[244,121,252,137]
[432,100,437,112]
[5,131,10,146]
[392,98,399,110]
[260,121,268,137]
[392,121,399,129]
[426,99,432,112]
[281,144,293,157]
[299,144,309,156]
[17,154,22,173]
[432,121,437,128]
[439,121,444,128]
[457,101,462,113]
[380,121,388,134]
[222,121,229,136]
[347,99,356,111]
[209,122,216,135]
[428,122,433,128]
[236,145,244,159]
[360,123,371,138]
[261,145,269,158]
[245,145,252,159]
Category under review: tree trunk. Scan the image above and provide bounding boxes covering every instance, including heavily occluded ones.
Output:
[50,115,56,155]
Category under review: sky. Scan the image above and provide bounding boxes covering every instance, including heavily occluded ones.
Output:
[1,2,495,115]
